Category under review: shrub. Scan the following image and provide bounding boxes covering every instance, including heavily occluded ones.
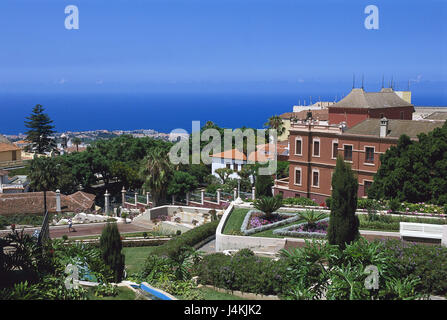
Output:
[94,283,118,297]
[282,197,319,207]
[62,235,68,241]
[253,196,283,219]
[255,174,273,197]
[325,197,332,209]
[99,223,125,283]
[150,220,219,259]
[389,198,401,213]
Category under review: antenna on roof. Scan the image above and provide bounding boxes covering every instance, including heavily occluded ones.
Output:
[391,76,394,90]
[407,79,410,91]
[352,74,355,89]
[381,75,384,89]
[361,74,364,89]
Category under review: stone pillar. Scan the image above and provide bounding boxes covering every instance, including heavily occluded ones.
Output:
[104,190,110,215]
[146,192,150,205]
[271,187,275,197]
[233,188,237,201]
[200,189,205,205]
[134,192,138,205]
[55,189,61,213]
[172,195,175,205]
[217,189,221,205]
[186,192,189,206]
[121,187,126,205]
[252,187,256,200]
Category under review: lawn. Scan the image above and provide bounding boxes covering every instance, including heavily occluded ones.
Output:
[197,287,247,300]
[87,286,136,300]
[123,246,156,274]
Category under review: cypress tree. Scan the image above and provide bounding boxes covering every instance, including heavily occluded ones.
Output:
[255,173,273,197]
[99,223,125,282]
[24,104,56,154]
[327,156,360,250]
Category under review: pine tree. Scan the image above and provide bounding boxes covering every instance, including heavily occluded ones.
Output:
[327,156,360,250]
[255,173,273,197]
[24,104,56,154]
[99,223,125,282]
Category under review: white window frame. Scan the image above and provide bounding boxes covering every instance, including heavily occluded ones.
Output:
[343,144,354,162]
[364,146,375,165]
[313,138,320,158]
[311,169,320,188]
[331,139,339,160]
[294,137,303,156]
[294,167,302,186]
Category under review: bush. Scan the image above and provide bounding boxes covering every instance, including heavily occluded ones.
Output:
[325,197,332,209]
[282,197,319,207]
[99,223,125,283]
[389,198,401,213]
[62,235,68,241]
[193,250,290,296]
[150,220,219,259]
[94,283,118,297]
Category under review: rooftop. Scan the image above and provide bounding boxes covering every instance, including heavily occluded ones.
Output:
[280,109,329,121]
[423,111,447,121]
[0,143,21,152]
[345,118,445,139]
[211,148,247,161]
[329,88,414,110]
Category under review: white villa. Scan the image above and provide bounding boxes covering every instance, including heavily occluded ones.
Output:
[211,148,247,181]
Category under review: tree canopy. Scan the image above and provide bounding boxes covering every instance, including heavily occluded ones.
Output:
[24,104,56,154]
[368,121,447,205]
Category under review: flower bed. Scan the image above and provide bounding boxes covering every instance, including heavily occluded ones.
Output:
[240,210,300,236]
[273,217,329,239]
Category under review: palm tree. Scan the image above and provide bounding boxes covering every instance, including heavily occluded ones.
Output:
[253,196,283,220]
[264,115,285,137]
[139,148,173,206]
[71,137,82,152]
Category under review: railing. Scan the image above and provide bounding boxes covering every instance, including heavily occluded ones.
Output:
[190,193,202,203]
[204,192,217,203]
[125,195,135,204]
[0,159,29,169]
[220,192,233,202]
[239,191,252,201]
[137,195,147,203]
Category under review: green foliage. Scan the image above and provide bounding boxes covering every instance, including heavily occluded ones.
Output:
[149,220,219,259]
[255,174,273,197]
[24,104,56,154]
[280,238,428,300]
[214,168,234,184]
[276,161,289,179]
[193,250,290,296]
[389,198,401,213]
[167,171,198,198]
[327,157,360,250]
[139,148,173,206]
[94,283,119,298]
[369,123,447,205]
[99,223,125,283]
[253,196,283,218]
[282,197,319,207]
[299,210,327,228]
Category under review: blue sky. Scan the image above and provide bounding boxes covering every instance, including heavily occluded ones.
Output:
[0,0,445,95]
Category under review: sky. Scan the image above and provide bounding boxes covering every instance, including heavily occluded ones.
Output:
[0,0,445,95]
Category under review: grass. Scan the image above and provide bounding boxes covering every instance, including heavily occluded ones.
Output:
[87,286,136,300]
[197,287,247,300]
[222,208,249,235]
[123,246,157,274]
[69,231,169,240]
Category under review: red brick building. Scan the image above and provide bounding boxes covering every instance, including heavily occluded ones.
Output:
[273,88,444,204]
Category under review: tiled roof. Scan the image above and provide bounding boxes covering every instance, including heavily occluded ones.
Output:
[344,119,445,139]
[424,111,447,121]
[280,109,329,121]
[0,191,96,216]
[211,148,247,161]
[329,88,414,109]
[247,142,289,162]
[0,143,21,152]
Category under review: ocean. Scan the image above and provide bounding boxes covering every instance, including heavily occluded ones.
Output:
[0,92,446,135]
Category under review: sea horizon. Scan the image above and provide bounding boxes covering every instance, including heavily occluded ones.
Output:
[1,91,446,136]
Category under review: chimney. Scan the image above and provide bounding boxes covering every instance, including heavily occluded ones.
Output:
[380,118,388,137]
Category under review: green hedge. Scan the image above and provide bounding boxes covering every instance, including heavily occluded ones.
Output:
[282,198,319,207]
[193,250,290,296]
[149,220,220,258]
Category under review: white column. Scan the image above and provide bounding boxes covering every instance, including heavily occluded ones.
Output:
[172,195,175,205]
[56,189,61,213]
[233,188,237,201]
[217,189,221,205]
[186,192,190,205]
[201,189,205,205]
[104,190,110,215]
[271,187,275,197]
[146,192,150,205]
[134,192,138,205]
[252,187,256,200]
[121,187,126,205]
